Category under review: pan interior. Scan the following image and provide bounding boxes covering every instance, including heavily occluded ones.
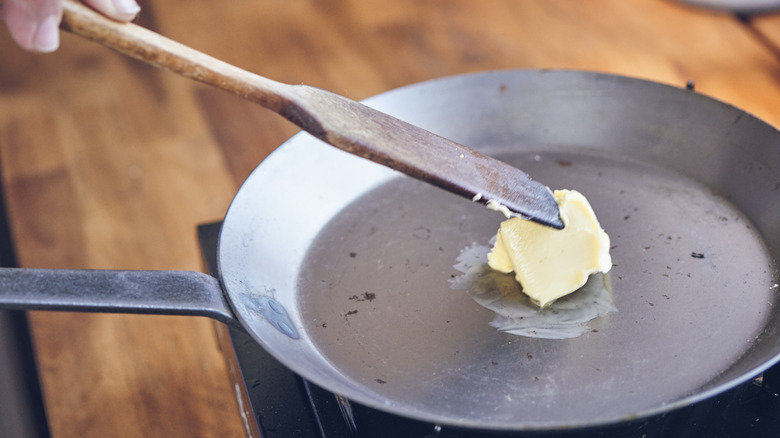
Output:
[296,147,778,427]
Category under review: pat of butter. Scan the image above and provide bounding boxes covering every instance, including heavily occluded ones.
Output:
[487,189,611,307]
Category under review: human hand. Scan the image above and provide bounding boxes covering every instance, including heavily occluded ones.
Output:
[1,0,140,52]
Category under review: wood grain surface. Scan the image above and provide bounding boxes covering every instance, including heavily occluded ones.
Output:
[1,0,779,436]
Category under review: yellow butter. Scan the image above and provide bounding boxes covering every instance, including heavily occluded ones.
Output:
[487,189,611,307]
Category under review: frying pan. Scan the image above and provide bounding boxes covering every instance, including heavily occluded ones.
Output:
[1,69,779,433]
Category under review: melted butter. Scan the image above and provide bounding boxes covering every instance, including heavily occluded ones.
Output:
[485,199,512,218]
[451,242,615,339]
[487,189,612,307]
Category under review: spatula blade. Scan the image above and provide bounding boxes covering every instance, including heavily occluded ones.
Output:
[286,85,564,229]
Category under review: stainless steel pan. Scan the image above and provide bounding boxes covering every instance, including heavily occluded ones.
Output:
[1,70,779,432]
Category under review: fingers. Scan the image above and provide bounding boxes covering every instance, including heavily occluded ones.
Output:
[1,0,141,53]
[2,0,63,52]
[82,0,140,22]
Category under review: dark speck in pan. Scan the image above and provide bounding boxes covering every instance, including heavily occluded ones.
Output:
[375,379,387,384]
[344,310,358,318]
[691,252,705,259]
[348,292,376,302]
[349,252,357,258]
[557,159,572,167]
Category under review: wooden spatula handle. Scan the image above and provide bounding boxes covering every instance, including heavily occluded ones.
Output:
[59,0,296,113]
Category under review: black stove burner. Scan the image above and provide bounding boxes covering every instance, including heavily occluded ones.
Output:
[197,222,780,438]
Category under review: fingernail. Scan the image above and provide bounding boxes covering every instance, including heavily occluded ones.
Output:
[33,15,60,53]
[112,0,141,18]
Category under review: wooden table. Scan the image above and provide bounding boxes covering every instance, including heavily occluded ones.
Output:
[1,0,780,436]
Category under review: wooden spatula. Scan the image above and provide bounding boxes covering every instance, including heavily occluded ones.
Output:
[55,0,563,228]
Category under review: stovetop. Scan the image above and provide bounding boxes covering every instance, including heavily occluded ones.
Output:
[197,221,780,438]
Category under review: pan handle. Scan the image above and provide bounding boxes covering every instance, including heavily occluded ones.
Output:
[0,268,237,325]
